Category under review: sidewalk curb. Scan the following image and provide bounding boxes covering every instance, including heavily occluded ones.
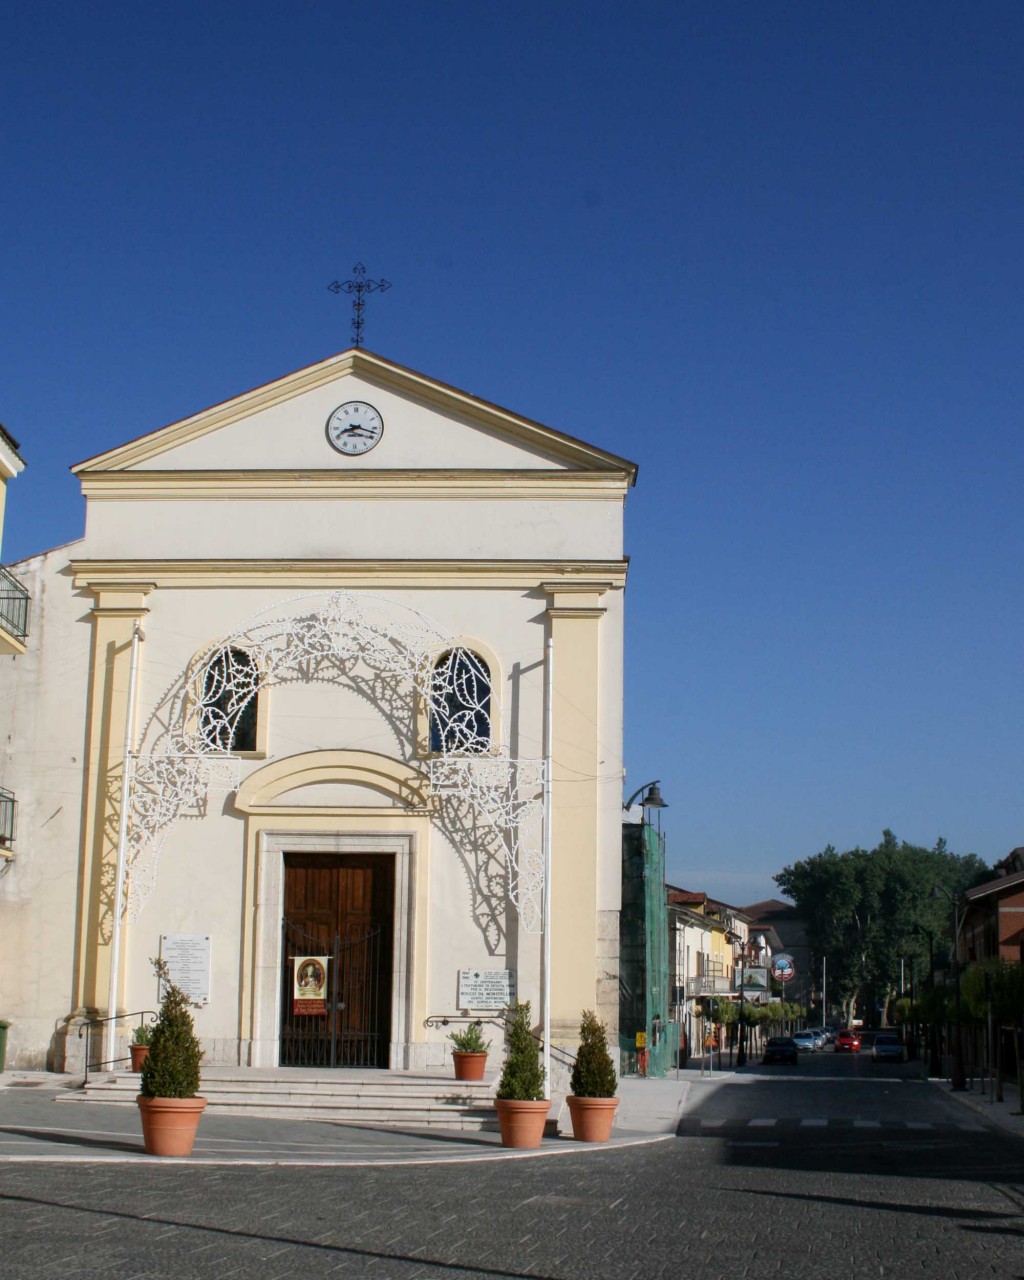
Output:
[926,1076,1024,1140]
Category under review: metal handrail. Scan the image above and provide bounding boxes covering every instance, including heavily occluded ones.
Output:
[424,1011,577,1070]
[77,1009,158,1085]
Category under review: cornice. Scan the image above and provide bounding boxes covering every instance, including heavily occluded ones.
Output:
[70,558,630,591]
[77,469,632,502]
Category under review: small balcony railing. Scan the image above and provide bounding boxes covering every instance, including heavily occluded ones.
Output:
[0,787,15,852]
[0,565,29,642]
[686,975,734,997]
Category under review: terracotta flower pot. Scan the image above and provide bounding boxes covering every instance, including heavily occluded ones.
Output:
[566,1095,619,1142]
[129,1044,150,1072]
[452,1051,488,1081]
[494,1098,551,1148]
[137,1095,207,1157]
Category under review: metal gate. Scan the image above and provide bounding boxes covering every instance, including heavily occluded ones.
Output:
[280,916,389,1068]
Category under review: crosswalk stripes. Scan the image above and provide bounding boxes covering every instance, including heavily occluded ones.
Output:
[679,1116,989,1136]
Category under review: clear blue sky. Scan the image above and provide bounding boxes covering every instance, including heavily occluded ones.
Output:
[3,2,1022,906]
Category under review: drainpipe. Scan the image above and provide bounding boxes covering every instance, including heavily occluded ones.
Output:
[103,620,145,1069]
[542,634,553,1098]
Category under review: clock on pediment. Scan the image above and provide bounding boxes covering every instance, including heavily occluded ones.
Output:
[325,401,384,456]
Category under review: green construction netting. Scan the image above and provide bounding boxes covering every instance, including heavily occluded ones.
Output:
[619,821,678,1077]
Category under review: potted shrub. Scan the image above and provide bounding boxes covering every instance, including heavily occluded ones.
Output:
[448,1021,491,1081]
[566,1009,618,1141]
[137,959,207,1157]
[129,1022,153,1072]
[494,1000,549,1148]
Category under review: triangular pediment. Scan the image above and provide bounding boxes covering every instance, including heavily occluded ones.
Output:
[72,349,636,482]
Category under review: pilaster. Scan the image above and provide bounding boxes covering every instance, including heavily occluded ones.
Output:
[73,584,153,1015]
[544,582,611,1032]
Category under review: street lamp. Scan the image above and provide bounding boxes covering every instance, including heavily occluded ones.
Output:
[913,922,941,1077]
[931,885,967,1092]
[622,781,669,812]
[732,932,766,1067]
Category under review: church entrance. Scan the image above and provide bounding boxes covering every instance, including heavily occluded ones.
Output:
[280,854,394,1068]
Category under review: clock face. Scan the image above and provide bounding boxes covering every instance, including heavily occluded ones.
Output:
[325,401,384,456]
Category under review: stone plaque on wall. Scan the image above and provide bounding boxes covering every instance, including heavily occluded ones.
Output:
[458,969,516,1009]
[160,933,211,1006]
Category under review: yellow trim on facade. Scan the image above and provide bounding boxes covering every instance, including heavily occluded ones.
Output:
[70,559,629,591]
[235,750,432,812]
[78,470,633,502]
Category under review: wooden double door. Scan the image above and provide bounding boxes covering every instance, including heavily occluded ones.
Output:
[280,854,394,1068]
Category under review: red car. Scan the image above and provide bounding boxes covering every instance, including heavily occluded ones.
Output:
[834,1029,861,1052]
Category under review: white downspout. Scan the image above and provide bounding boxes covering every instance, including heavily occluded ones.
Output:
[102,620,145,1069]
[542,634,554,1098]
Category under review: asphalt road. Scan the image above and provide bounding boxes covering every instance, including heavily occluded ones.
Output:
[1,1050,1021,1279]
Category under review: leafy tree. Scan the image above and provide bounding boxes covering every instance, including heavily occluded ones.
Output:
[775,831,988,1025]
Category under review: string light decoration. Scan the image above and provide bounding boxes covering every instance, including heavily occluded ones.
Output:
[121,592,545,931]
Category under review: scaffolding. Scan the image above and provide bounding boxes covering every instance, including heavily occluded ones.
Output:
[619,821,678,1076]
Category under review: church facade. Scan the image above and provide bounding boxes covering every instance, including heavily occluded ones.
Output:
[0,350,635,1076]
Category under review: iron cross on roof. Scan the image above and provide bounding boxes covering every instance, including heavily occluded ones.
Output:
[327,263,391,349]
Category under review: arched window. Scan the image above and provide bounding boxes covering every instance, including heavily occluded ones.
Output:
[429,649,491,754]
[199,646,259,753]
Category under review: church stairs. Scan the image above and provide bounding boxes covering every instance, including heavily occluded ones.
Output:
[60,1067,500,1131]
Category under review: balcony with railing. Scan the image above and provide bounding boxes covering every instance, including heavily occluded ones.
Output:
[0,565,29,654]
[0,786,16,856]
[686,975,735,997]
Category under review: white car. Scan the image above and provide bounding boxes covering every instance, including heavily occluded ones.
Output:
[792,1031,818,1052]
[871,1033,906,1063]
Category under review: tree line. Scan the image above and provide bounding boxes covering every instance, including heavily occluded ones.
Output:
[774,829,989,1026]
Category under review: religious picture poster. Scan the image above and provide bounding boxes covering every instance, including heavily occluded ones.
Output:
[293,956,328,1016]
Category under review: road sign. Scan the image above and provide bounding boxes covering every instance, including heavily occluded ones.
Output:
[771,953,796,983]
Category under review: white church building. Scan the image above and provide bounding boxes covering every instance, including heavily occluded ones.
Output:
[0,349,636,1078]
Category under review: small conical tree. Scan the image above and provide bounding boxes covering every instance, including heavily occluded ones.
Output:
[140,958,203,1099]
[496,1000,545,1101]
[570,1010,617,1098]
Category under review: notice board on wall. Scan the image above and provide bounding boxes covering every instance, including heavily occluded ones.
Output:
[160,934,211,1006]
[457,969,516,1009]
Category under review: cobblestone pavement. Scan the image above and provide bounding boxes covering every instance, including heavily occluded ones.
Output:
[1,1066,1022,1279]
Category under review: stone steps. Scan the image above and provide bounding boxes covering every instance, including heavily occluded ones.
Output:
[59,1068,500,1131]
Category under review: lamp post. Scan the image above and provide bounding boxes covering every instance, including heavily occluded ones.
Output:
[931,885,967,1092]
[913,921,940,1076]
[735,932,768,1067]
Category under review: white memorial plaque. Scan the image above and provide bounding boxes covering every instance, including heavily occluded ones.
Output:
[160,933,211,1006]
[458,969,516,1009]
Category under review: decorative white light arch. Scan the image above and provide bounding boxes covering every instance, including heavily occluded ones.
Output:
[120,591,546,933]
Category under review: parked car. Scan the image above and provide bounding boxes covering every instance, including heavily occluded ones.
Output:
[792,1030,818,1052]
[871,1033,906,1063]
[811,1027,827,1050]
[834,1029,861,1053]
[762,1036,799,1066]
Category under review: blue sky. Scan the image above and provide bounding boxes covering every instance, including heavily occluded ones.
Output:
[2,2,1022,905]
